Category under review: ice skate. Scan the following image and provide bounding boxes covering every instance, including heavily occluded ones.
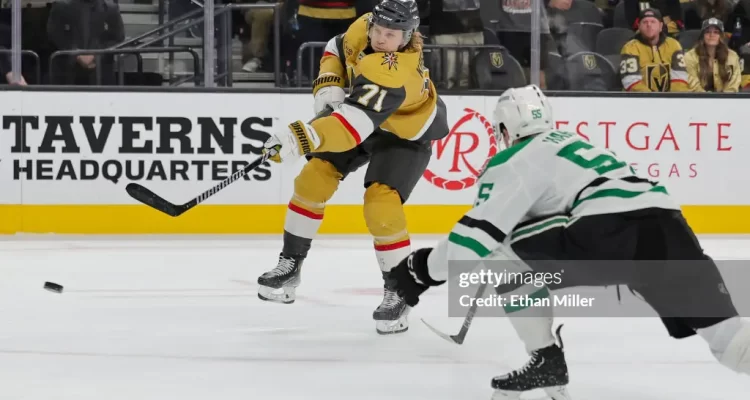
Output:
[373,271,410,335]
[491,326,571,400]
[257,253,303,304]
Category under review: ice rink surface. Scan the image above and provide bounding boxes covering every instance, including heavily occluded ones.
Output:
[1,235,750,400]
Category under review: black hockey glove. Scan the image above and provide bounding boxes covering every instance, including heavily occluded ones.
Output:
[390,247,446,307]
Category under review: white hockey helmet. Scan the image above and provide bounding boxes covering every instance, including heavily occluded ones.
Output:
[493,85,553,146]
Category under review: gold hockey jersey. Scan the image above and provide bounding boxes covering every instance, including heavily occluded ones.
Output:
[309,13,441,153]
[684,48,742,92]
[620,33,689,92]
[741,50,750,90]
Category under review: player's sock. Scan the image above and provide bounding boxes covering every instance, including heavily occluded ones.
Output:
[282,198,324,257]
[363,183,412,335]
[372,238,411,335]
[491,325,571,400]
[492,273,565,399]
[502,283,556,353]
[374,238,412,273]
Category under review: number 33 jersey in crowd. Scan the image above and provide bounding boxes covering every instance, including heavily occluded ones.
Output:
[461,130,681,247]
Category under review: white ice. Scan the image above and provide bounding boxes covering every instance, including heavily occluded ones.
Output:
[1,235,749,400]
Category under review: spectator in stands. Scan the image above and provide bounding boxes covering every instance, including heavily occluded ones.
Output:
[620,8,690,91]
[47,0,125,85]
[240,0,278,72]
[684,0,734,30]
[0,52,28,85]
[625,0,684,35]
[741,42,750,88]
[597,0,619,27]
[726,2,750,50]
[684,18,742,91]
[494,0,560,87]
[0,23,27,85]
[684,0,750,51]
[427,0,484,89]
[283,0,360,83]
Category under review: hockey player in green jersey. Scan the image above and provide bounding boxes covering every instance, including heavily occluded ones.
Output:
[385,85,748,399]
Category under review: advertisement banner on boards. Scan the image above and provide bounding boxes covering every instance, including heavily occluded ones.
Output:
[0,91,748,207]
[407,96,748,206]
[2,92,292,205]
[551,97,744,205]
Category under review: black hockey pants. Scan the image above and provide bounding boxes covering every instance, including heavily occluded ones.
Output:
[509,208,739,339]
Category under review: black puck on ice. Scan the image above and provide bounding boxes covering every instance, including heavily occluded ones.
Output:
[44,281,63,294]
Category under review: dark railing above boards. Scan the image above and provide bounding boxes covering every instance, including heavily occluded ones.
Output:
[107,3,282,87]
[295,43,510,88]
[49,48,201,86]
[0,50,41,84]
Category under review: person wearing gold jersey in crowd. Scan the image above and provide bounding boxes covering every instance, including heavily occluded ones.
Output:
[256,0,450,336]
[684,18,742,92]
[740,43,750,90]
[620,8,690,91]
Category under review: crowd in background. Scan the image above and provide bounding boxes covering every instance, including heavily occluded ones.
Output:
[0,0,749,91]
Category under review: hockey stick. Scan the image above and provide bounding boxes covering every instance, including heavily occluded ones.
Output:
[125,148,276,217]
[126,108,334,217]
[421,282,488,345]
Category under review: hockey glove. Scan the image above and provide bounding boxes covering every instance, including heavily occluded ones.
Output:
[263,120,321,163]
[313,85,345,115]
[389,247,446,307]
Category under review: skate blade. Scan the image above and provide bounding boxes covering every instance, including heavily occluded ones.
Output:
[375,316,409,335]
[258,285,296,304]
[492,386,571,400]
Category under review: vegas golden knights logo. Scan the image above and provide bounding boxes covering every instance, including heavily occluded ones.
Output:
[646,64,670,92]
[490,52,504,68]
[381,52,399,70]
[583,54,597,70]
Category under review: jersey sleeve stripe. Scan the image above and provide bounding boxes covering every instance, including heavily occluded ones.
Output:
[323,36,340,57]
[623,76,642,91]
[670,70,689,82]
[572,185,668,209]
[510,216,569,243]
[331,107,369,144]
[458,216,507,242]
[447,232,491,258]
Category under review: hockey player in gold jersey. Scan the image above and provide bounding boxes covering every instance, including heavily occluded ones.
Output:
[620,8,690,92]
[256,0,450,335]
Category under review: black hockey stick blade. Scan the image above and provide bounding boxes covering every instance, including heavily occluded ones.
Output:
[421,282,487,345]
[126,149,274,217]
[126,183,185,217]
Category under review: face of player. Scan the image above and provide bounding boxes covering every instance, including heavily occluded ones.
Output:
[703,27,722,47]
[370,24,405,53]
[638,17,663,42]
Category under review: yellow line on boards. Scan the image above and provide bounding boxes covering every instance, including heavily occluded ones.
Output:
[0,205,746,234]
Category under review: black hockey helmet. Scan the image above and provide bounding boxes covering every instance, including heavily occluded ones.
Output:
[370,0,420,45]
